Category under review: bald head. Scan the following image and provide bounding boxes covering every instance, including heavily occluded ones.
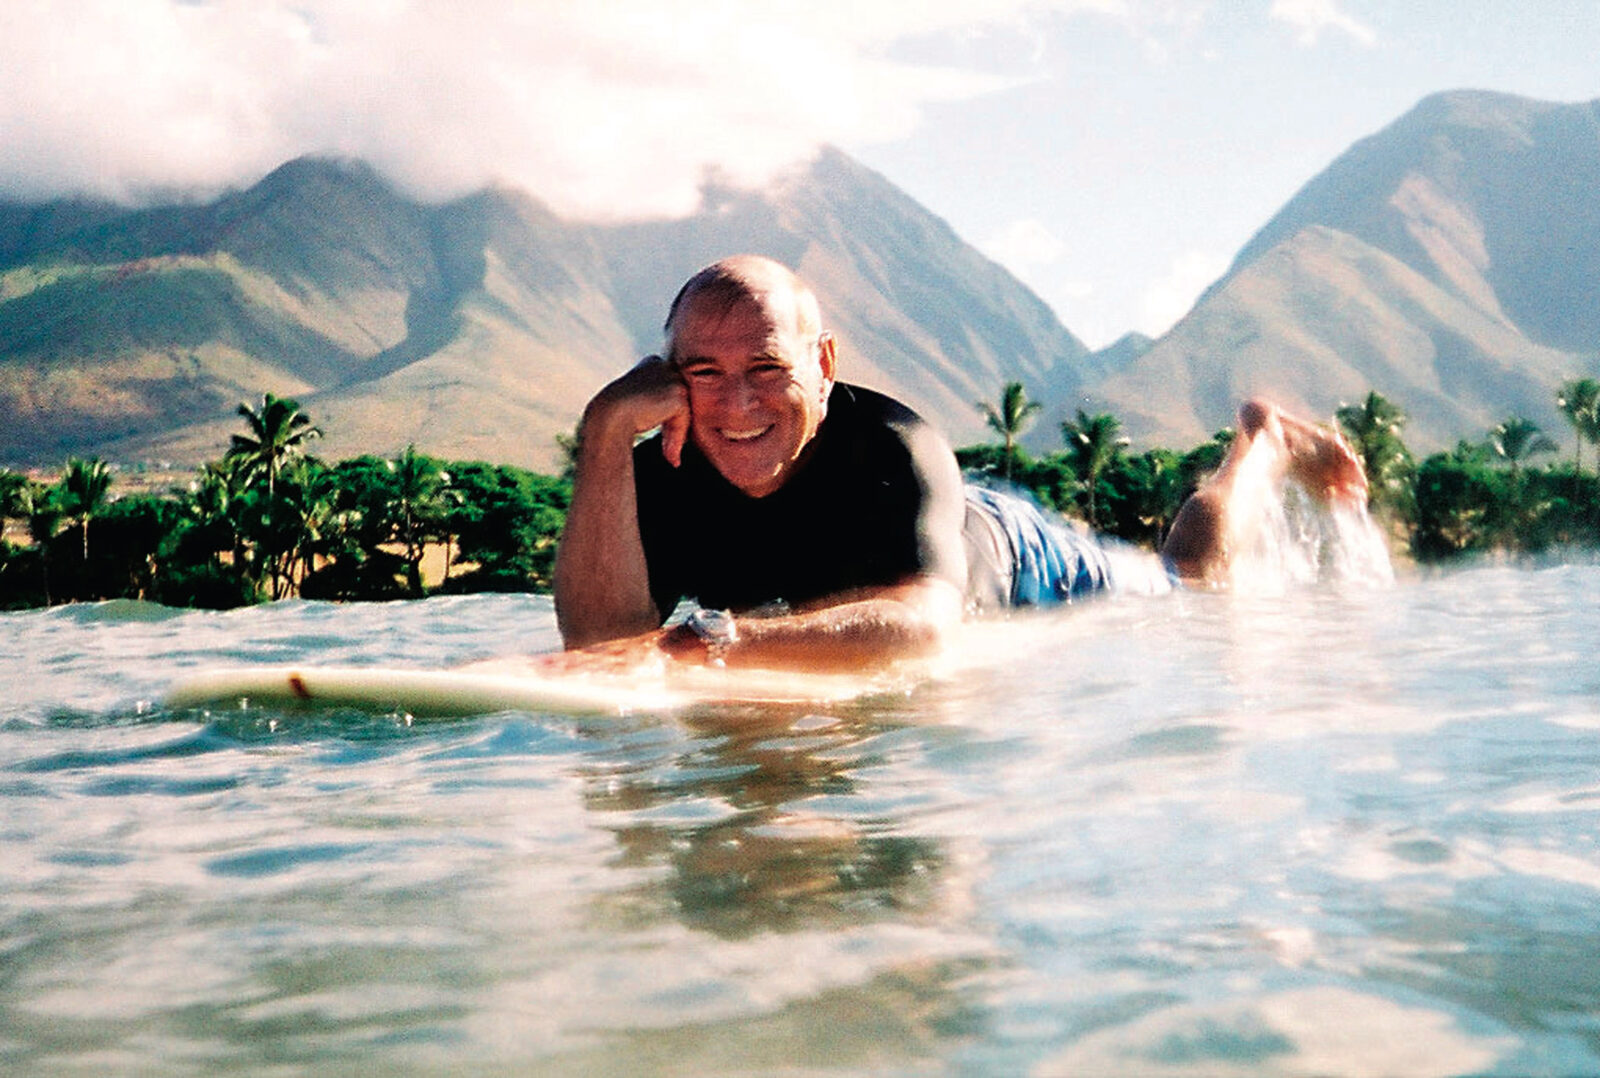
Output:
[659,255,838,497]
[664,255,823,355]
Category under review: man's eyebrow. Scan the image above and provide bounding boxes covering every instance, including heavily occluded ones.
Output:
[674,351,792,367]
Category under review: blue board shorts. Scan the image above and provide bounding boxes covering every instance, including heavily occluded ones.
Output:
[963,486,1175,609]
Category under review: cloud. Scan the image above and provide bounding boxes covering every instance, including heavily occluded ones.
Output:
[1137,248,1228,336]
[0,0,1122,216]
[983,217,1067,273]
[1268,0,1377,47]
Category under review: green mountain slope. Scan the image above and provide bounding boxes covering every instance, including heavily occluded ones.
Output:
[0,152,1090,471]
[1095,90,1600,451]
[6,90,1596,468]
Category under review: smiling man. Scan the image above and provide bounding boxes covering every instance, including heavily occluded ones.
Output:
[554,255,970,671]
[553,255,1366,673]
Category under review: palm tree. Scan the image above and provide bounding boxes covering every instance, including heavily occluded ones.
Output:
[194,457,249,571]
[225,396,323,600]
[1484,416,1559,551]
[388,446,457,595]
[1336,391,1415,516]
[14,481,61,605]
[1556,378,1600,472]
[56,457,112,565]
[228,394,322,499]
[0,469,24,514]
[275,459,336,599]
[1487,416,1558,476]
[0,469,26,553]
[1121,448,1185,544]
[977,382,1042,483]
[1061,409,1128,528]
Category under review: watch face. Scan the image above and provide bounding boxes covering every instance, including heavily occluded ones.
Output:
[689,607,737,647]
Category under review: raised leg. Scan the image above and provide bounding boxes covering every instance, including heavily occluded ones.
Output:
[1161,399,1366,585]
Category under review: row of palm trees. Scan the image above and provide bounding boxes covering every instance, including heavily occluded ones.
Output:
[5,375,1594,609]
[0,394,571,609]
[978,383,1133,522]
[972,379,1600,558]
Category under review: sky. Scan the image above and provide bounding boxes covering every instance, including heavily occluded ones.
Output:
[3,1,1598,349]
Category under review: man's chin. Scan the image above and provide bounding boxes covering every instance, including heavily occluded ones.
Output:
[712,459,786,498]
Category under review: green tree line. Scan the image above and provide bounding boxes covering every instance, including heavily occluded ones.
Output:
[6,379,1598,611]
[0,394,571,610]
[962,379,1600,561]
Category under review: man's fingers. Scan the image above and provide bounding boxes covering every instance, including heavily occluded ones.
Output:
[661,410,689,468]
[640,355,691,467]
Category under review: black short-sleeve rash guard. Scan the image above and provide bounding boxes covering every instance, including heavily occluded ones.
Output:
[634,384,963,620]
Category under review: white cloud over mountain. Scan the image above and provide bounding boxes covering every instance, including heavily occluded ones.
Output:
[1267,0,1377,47]
[0,0,1110,215]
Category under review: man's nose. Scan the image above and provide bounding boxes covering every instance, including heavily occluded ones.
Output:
[721,373,757,411]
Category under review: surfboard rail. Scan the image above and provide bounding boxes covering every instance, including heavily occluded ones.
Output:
[164,661,886,718]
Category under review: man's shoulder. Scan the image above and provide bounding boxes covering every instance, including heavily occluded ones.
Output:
[831,383,931,434]
[825,384,956,482]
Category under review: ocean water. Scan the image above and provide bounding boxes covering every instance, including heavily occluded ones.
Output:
[3,559,1600,1075]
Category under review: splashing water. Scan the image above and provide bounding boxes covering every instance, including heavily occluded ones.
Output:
[1225,435,1394,594]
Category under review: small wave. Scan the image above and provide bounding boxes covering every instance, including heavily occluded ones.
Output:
[43,598,190,625]
[11,726,229,773]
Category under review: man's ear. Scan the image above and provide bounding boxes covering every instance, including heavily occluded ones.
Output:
[817,332,837,392]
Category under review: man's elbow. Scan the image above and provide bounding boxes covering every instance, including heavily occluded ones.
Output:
[899,613,950,659]
[867,589,959,661]
[901,577,965,635]
[555,599,661,651]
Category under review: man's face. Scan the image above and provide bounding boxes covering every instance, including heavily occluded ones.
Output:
[670,290,836,498]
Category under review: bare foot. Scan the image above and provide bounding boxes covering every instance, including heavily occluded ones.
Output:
[1281,416,1366,504]
[1239,399,1367,506]
[1164,399,1372,584]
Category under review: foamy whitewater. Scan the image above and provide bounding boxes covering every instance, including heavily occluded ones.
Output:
[4,500,1600,1074]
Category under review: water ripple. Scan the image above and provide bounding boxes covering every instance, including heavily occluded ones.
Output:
[2,570,1600,1074]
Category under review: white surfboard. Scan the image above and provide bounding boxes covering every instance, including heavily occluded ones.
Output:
[164,660,889,718]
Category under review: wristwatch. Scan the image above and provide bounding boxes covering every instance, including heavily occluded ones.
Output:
[685,607,739,666]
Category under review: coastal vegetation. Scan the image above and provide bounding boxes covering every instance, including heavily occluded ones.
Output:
[961,380,1600,564]
[3,378,1600,611]
[0,394,569,610]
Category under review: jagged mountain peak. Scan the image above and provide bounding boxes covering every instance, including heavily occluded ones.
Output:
[1225,90,1600,352]
[1098,90,1599,453]
[250,154,390,194]
[0,146,1096,470]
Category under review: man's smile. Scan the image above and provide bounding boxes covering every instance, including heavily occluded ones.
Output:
[719,426,772,442]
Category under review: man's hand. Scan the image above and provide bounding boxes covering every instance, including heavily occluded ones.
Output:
[585,355,691,467]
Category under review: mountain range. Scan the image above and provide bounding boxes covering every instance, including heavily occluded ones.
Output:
[0,149,1089,472]
[1,89,1596,472]
[1092,90,1600,450]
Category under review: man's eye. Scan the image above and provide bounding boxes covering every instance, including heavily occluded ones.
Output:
[682,367,719,380]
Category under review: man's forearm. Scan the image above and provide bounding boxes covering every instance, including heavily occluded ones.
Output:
[729,601,943,671]
[683,583,961,674]
[553,416,660,648]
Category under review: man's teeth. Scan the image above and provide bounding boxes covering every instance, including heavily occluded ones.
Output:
[722,427,770,441]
